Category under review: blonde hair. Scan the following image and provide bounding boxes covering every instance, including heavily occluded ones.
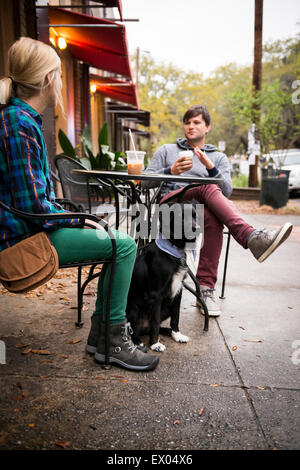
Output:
[0,37,63,110]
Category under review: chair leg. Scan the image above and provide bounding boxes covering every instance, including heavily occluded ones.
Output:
[184,269,209,331]
[219,232,231,300]
[102,261,116,370]
[76,266,84,327]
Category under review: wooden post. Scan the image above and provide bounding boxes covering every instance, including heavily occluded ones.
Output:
[249,0,263,188]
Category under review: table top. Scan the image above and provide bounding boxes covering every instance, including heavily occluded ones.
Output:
[72,168,222,185]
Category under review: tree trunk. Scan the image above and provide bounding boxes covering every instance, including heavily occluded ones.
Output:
[249,0,263,188]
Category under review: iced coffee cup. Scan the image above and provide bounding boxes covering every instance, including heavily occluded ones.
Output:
[126,151,145,175]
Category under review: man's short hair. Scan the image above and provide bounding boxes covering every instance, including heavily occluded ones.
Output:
[183,105,211,126]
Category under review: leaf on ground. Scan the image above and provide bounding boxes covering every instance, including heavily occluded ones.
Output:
[173,420,181,425]
[210,383,219,387]
[0,432,8,445]
[21,347,32,355]
[16,343,30,349]
[54,440,71,448]
[31,349,52,355]
[244,339,264,343]
[232,345,238,351]
[67,339,81,344]
[199,407,205,416]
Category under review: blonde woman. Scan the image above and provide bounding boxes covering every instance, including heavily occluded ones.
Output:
[0,37,158,372]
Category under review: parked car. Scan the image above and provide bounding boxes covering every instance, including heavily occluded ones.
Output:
[263,149,300,194]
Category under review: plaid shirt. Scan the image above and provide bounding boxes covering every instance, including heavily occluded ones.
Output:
[0,97,78,252]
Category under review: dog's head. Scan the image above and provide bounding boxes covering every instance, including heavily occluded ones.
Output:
[159,199,200,249]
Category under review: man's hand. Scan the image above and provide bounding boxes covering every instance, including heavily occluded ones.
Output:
[194,147,214,170]
[171,156,193,175]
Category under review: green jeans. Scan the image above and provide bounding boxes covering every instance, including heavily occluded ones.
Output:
[49,228,137,324]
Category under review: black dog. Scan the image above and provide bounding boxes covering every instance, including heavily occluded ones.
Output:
[126,201,198,352]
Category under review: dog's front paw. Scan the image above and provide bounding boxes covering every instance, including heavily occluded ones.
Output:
[150,342,166,352]
[171,331,190,343]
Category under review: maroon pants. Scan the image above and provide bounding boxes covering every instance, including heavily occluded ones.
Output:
[160,184,255,289]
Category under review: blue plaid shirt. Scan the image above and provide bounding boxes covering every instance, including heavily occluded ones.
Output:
[0,97,78,252]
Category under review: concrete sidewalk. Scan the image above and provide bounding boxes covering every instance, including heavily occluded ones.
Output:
[0,212,299,452]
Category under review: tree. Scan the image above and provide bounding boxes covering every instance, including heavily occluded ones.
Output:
[131,32,300,164]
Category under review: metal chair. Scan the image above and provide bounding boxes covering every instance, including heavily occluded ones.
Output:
[0,201,116,369]
[54,155,129,229]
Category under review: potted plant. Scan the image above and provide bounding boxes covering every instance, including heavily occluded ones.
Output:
[58,123,127,171]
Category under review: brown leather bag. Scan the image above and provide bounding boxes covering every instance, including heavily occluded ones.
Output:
[0,232,59,293]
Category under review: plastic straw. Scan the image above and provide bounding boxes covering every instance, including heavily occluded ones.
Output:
[129,129,138,161]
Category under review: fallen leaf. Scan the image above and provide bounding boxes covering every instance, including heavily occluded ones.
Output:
[16,343,30,349]
[31,349,52,355]
[173,420,181,425]
[199,407,205,416]
[244,339,264,343]
[54,440,71,449]
[58,354,69,359]
[67,339,81,344]
[0,432,8,445]
[28,423,35,428]
[21,347,32,355]
[95,376,105,380]
[239,326,246,330]
[121,379,128,383]
[232,345,237,351]
[11,390,28,401]
[210,384,219,387]
[256,386,266,390]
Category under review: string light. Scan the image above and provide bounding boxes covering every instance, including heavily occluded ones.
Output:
[49,36,56,47]
[58,37,67,50]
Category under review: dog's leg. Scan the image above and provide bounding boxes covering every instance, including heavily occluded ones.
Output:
[150,303,166,352]
[170,291,189,343]
[126,306,144,347]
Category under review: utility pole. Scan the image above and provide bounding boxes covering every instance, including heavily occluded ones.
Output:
[249,0,263,187]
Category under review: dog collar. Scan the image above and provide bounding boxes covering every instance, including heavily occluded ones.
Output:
[155,232,185,259]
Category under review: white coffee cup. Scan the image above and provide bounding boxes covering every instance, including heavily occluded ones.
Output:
[178,150,193,160]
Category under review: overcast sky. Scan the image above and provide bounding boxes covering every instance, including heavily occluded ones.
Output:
[122,0,300,76]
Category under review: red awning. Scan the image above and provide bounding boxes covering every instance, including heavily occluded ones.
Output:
[49,7,132,78]
[90,74,139,108]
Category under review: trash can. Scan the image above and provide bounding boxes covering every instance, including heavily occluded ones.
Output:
[260,168,290,209]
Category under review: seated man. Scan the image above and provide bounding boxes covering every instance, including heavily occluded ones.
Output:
[142,105,293,316]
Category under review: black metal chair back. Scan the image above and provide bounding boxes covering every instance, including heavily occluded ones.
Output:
[54,155,113,213]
